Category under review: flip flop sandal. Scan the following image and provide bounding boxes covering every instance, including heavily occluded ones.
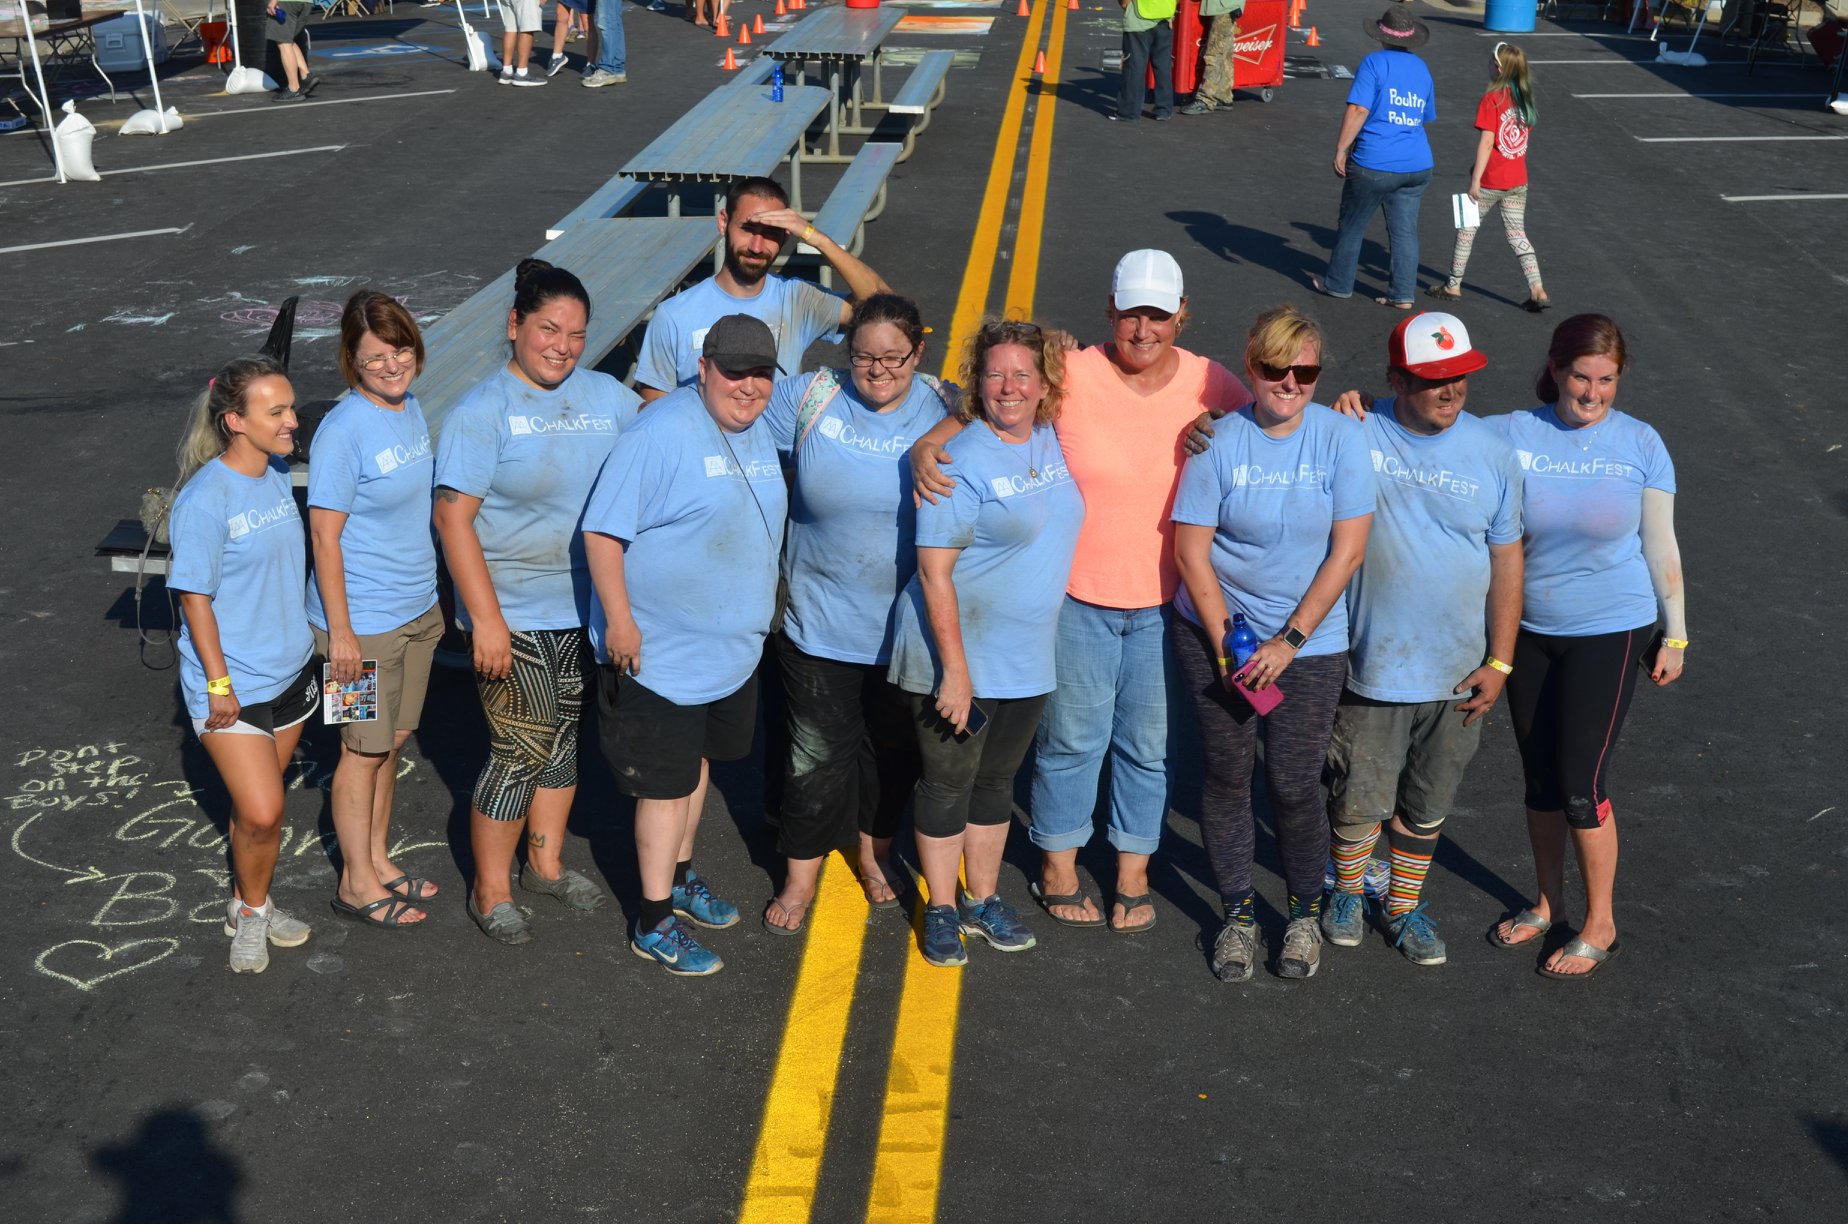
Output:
[1488,907,1552,950]
[762,898,809,936]
[1309,273,1352,300]
[1424,285,1462,301]
[1111,893,1158,935]
[1375,297,1414,310]
[381,874,439,901]
[859,867,903,912]
[1537,936,1618,980]
[1029,880,1106,928]
[331,894,423,930]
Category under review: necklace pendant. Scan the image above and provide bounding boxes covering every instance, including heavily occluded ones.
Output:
[1030,467,1039,479]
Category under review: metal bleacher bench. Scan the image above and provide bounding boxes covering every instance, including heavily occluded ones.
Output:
[884,50,954,163]
[797,142,901,288]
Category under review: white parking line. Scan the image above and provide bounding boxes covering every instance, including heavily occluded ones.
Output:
[1637,134,1848,142]
[0,145,347,189]
[1574,91,1817,98]
[195,88,458,119]
[1721,192,1848,202]
[0,227,189,255]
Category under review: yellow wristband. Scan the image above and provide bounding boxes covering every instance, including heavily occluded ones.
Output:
[1216,657,1232,667]
[1663,638,1689,650]
[207,676,233,696]
[1485,657,1513,676]
[801,225,817,243]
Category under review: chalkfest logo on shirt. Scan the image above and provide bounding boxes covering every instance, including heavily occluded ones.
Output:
[1515,450,1633,479]
[816,415,912,456]
[373,433,432,475]
[1370,450,1481,500]
[703,453,780,481]
[1230,461,1328,490]
[507,412,615,438]
[988,456,1071,499]
[226,497,298,540]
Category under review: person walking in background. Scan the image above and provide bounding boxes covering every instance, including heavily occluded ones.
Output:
[1313,4,1436,310]
[498,0,549,86]
[264,0,312,102]
[1182,0,1243,116]
[1427,42,1551,313]
[1115,0,1176,123]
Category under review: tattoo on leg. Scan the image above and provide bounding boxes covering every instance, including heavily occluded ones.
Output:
[528,832,547,848]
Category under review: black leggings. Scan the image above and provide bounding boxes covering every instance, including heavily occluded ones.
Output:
[1174,617,1347,907]
[909,691,1047,839]
[1504,624,1652,829]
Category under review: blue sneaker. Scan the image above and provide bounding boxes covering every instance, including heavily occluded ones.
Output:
[919,904,967,967]
[1321,889,1368,947]
[1383,903,1447,966]
[631,917,724,976]
[957,892,1037,952]
[672,868,740,930]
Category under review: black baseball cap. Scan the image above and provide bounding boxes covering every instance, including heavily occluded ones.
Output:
[701,315,782,373]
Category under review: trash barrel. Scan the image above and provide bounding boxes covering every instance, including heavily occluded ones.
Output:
[1484,0,1536,33]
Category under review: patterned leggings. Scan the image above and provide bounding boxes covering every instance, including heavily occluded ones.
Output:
[1444,184,1542,292]
[472,627,585,821]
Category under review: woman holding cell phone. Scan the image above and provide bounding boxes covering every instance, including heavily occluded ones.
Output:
[1171,304,1374,984]
[306,290,442,931]
[168,356,321,973]
[886,320,1085,969]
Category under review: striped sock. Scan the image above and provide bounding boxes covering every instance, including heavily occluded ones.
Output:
[1224,891,1255,926]
[1385,828,1438,916]
[1331,828,1379,894]
[1288,891,1322,921]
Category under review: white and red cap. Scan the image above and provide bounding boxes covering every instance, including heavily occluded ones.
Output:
[1111,249,1185,314]
[1388,311,1488,379]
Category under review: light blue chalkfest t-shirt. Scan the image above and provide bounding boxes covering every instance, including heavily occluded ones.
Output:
[1346,402,1524,703]
[1488,406,1675,637]
[887,422,1085,700]
[305,389,438,635]
[764,370,950,666]
[635,275,845,393]
[1349,48,1435,174]
[168,457,314,720]
[581,388,789,705]
[1171,403,1375,658]
[434,367,642,632]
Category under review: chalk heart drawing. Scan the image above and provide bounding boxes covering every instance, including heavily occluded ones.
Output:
[37,938,181,992]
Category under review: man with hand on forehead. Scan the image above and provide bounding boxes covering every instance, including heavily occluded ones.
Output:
[584,316,790,977]
[1322,312,1524,967]
[635,177,892,402]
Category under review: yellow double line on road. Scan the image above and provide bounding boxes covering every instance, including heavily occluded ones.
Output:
[738,7,1070,1221]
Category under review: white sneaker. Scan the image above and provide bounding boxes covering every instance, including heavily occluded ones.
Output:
[582,69,628,87]
[228,907,271,974]
[224,898,311,947]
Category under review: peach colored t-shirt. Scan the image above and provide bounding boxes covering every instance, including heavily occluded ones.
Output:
[1055,345,1251,609]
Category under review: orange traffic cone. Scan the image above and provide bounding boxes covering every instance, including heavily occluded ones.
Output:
[775,0,785,12]
[740,24,751,44]
[1067,0,1078,8]
[1033,49,1046,74]
[715,13,728,36]
[754,13,763,32]
[1016,0,1028,14]
[1304,25,1320,46]
[724,46,738,70]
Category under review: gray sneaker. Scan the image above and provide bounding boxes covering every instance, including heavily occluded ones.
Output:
[518,863,608,911]
[1278,915,1323,979]
[582,69,628,88]
[509,72,548,87]
[224,899,311,947]
[545,53,567,77]
[228,907,271,974]
[1211,917,1258,983]
[1383,903,1448,966]
[1320,890,1367,947]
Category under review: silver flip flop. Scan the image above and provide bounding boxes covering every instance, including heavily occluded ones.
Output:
[1488,907,1552,950]
[1537,937,1619,981]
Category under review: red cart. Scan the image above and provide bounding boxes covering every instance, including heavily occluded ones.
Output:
[1170,0,1288,103]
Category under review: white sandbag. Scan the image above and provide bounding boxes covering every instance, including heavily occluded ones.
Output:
[456,2,500,71]
[226,65,278,93]
[54,100,101,181]
[1656,46,1707,66]
[120,106,181,135]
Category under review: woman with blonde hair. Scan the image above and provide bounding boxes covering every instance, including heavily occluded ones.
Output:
[1172,303,1373,983]
[167,355,320,973]
[1428,42,1550,312]
[888,320,1085,967]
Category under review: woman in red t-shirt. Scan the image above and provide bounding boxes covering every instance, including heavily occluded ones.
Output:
[1427,42,1551,313]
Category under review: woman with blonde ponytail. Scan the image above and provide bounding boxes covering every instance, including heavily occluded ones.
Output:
[1428,42,1551,312]
[167,355,320,974]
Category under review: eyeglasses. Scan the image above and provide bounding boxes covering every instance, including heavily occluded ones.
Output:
[357,347,417,372]
[1255,361,1323,384]
[848,348,917,371]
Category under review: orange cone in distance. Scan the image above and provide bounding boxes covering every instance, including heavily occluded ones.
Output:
[1033,49,1046,75]
[1304,25,1320,45]
[740,24,751,44]
[724,46,738,69]
[1067,0,1078,9]
[776,0,785,11]
[754,13,763,32]
[1016,0,1029,15]
[715,13,727,35]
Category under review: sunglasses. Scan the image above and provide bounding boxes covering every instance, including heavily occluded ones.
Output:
[1255,361,1323,384]
[978,320,1043,341]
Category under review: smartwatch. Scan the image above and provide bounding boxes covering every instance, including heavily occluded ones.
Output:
[1280,625,1308,651]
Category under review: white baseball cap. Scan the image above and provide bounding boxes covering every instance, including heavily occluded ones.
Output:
[1112,249,1184,314]
[1389,311,1488,379]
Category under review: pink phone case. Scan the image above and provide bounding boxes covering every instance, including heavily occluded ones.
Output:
[1231,673,1285,715]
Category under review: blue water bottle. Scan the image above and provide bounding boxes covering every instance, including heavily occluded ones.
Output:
[1228,612,1258,670]
[771,62,784,103]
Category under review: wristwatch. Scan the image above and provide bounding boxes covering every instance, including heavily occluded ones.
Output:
[1280,625,1308,651]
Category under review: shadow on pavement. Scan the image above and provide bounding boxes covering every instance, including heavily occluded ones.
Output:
[91,1106,243,1224]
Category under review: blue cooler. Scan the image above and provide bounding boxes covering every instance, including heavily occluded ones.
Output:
[1484,0,1536,32]
[94,12,171,72]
